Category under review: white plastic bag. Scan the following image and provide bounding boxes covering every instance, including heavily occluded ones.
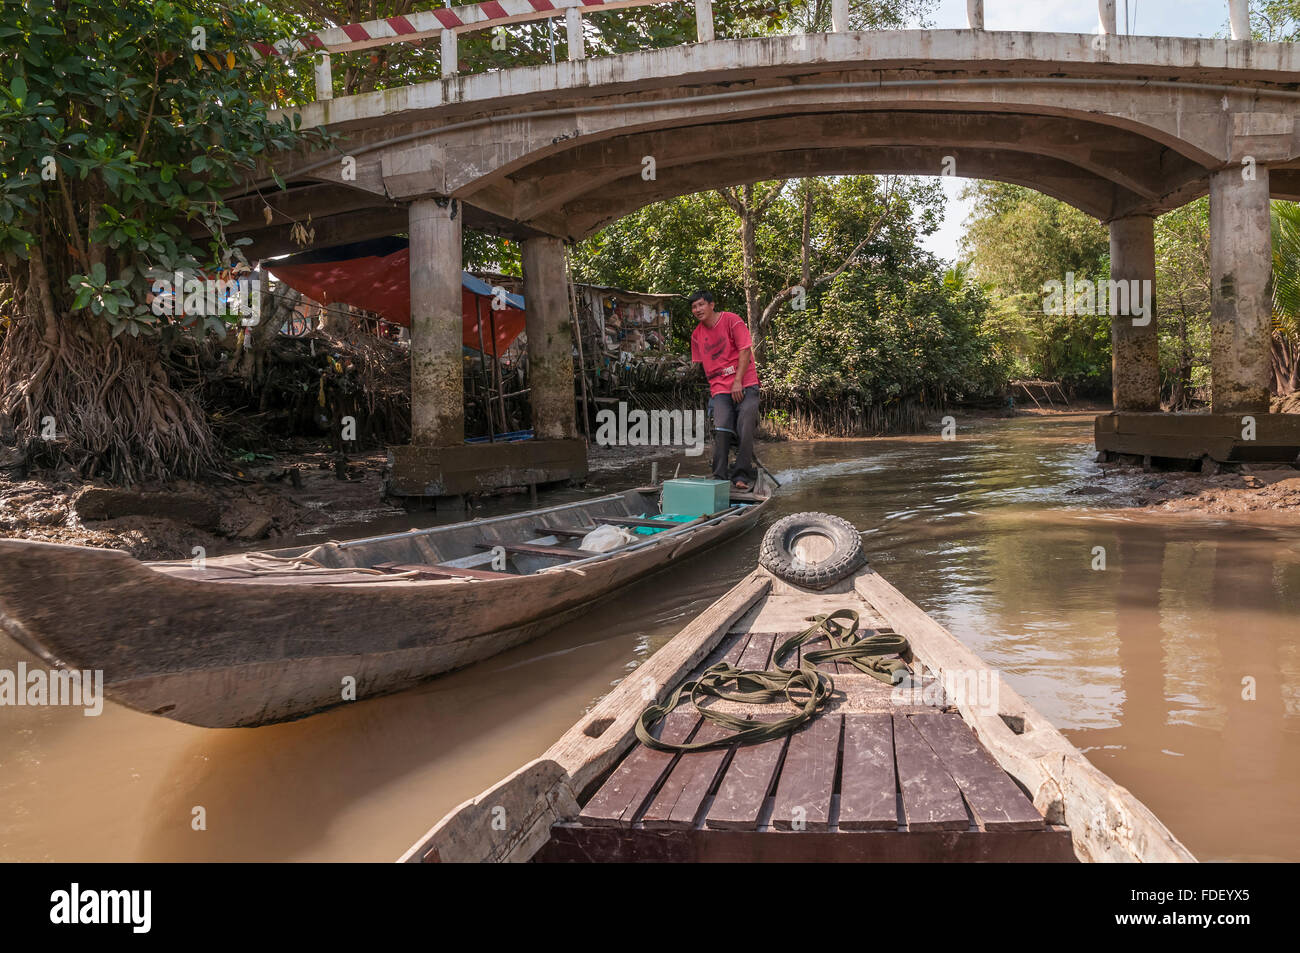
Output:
[579,524,636,553]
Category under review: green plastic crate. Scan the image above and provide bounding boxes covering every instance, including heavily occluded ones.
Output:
[661,478,730,518]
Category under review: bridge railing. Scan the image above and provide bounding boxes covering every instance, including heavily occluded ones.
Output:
[254,0,1256,104]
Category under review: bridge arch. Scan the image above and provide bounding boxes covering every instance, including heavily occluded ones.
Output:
[230,22,1300,495]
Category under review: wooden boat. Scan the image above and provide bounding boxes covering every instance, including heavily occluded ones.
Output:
[0,478,773,728]
[404,532,1194,863]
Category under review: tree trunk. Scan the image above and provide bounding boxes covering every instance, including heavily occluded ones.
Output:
[1271,333,1300,396]
[739,186,762,358]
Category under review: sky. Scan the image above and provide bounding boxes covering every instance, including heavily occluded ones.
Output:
[916,0,1240,262]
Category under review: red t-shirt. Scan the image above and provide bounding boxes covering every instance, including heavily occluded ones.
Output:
[691,311,761,397]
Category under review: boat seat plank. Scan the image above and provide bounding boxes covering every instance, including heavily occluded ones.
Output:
[372,562,515,580]
[911,712,1044,832]
[577,710,699,828]
[770,713,841,832]
[474,542,584,560]
[837,713,900,831]
[538,526,591,539]
[893,713,970,832]
[593,515,708,530]
[704,722,789,831]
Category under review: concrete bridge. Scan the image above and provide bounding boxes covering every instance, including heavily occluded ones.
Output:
[231,1,1300,497]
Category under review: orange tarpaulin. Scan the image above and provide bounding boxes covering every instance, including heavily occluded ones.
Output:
[266,237,527,354]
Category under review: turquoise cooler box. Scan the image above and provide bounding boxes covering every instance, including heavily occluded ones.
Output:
[661,478,730,517]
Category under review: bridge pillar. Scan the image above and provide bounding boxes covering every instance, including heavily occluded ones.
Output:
[1210,165,1273,414]
[1109,215,1160,412]
[522,237,578,441]
[409,198,464,446]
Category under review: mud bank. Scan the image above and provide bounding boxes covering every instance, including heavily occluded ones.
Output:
[0,447,401,560]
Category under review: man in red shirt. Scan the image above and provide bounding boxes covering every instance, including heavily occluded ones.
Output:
[689,290,761,491]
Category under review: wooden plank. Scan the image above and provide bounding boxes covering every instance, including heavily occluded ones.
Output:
[854,570,1195,862]
[911,712,1044,832]
[593,508,734,531]
[639,719,738,830]
[544,574,771,797]
[538,526,590,538]
[892,713,969,832]
[642,632,753,829]
[770,714,841,831]
[537,824,1078,864]
[475,542,584,560]
[578,710,699,827]
[837,713,899,831]
[735,632,776,671]
[372,561,514,580]
[593,515,699,530]
[704,726,788,831]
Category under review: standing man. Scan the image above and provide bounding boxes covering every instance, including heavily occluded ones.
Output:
[689,290,761,492]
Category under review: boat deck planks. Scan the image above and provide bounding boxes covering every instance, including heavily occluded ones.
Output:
[535,613,1068,861]
[577,709,699,828]
[769,713,841,832]
[837,712,899,831]
[892,712,970,832]
[408,563,1192,864]
[910,712,1045,832]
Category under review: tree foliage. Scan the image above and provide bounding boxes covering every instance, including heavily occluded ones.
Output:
[959,182,1111,392]
[574,173,1006,416]
[0,0,327,481]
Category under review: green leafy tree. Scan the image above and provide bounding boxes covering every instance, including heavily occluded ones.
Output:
[1272,201,1300,395]
[959,181,1111,393]
[574,172,1003,427]
[1253,0,1300,40]
[1154,199,1212,409]
[0,0,328,482]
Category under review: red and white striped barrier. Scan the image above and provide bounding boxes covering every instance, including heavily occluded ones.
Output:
[249,0,692,61]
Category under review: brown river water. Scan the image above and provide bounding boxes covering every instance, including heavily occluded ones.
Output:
[2,413,1297,862]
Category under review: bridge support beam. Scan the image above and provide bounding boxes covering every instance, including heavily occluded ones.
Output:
[1109,215,1160,412]
[1210,165,1273,415]
[522,237,578,441]
[409,198,465,446]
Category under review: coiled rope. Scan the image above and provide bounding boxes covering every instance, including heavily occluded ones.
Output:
[635,609,910,753]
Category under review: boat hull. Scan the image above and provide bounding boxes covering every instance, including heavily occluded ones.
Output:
[0,495,767,728]
[404,565,1195,863]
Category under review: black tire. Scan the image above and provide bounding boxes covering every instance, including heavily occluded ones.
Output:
[759,512,865,589]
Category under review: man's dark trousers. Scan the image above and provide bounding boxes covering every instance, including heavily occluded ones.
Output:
[709,384,760,486]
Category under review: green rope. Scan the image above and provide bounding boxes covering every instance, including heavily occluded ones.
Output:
[635,609,911,753]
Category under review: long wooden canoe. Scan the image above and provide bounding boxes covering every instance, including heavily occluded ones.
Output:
[403,559,1194,863]
[0,478,772,728]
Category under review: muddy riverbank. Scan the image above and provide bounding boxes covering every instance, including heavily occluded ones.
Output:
[4,408,1299,560]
